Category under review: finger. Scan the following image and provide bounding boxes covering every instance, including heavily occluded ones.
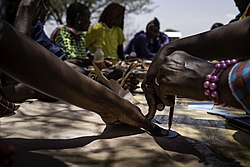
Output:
[128,83,139,88]
[157,103,165,111]
[141,82,157,120]
[146,105,157,120]
[157,79,176,107]
[160,94,175,106]
[154,74,165,111]
[127,84,138,91]
[123,83,128,90]
[125,77,139,84]
[155,87,165,111]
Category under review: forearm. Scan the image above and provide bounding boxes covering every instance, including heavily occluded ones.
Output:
[14,0,38,36]
[218,67,242,109]
[137,38,154,59]
[0,22,154,132]
[0,22,121,113]
[141,48,155,59]
[189,59,243,109]
[162,17,250,60]
[156,51,243,110]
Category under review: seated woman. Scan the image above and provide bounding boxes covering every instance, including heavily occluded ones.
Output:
[124,17,169,60]
[86,3,126,66]
[85,3,141,91]
[51,2,92,70]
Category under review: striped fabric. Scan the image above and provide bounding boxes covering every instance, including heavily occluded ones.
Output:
[229,60,250,114]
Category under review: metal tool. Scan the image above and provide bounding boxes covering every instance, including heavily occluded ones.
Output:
[168,96,175,130]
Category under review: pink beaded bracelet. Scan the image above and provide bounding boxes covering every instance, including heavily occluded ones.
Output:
[203,59,238,105]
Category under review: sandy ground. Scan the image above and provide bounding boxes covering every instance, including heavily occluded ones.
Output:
[0,96,249,167]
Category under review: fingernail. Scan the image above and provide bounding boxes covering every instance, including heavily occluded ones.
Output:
[157,104,164,111]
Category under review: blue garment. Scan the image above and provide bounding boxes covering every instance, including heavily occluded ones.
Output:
[124,31,169,59]
[31,20,66,60]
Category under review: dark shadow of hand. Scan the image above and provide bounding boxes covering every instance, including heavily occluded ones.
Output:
[3,124,144,152]
[154,135,207,164]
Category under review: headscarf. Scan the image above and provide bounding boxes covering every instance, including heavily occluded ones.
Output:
[98,3,125,29]
[66,2,90,26]
[146,17,160,31]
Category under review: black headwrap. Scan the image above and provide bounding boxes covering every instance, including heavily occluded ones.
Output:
[146,17,160,31]
[98,3,125,29]
[66,2,89,26]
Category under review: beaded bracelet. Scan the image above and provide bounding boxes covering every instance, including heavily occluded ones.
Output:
[203,59,238,105]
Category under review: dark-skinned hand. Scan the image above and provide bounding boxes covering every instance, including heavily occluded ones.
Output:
[142,50,214,120]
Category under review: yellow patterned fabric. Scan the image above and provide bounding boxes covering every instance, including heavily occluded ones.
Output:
[52,26,87,60]
[86,23,125,64]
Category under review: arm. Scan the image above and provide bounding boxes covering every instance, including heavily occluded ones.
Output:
[0,21,155,134]
[142,17,250,119]
[32,21,66,60]
[117,44,124,60]
[117,27,126,60]
[156,51,242,109]
[85,26,100,53]
[136,35,155,59]
[159,32,169,46]
[124,38,133,55]
[14,0,40,36]
[164,18,250,60]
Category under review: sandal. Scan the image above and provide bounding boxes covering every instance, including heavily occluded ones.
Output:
[0,95,18,117]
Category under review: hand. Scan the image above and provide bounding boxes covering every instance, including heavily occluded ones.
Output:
[98,99,166,136]
[105,68,140,92]
[104,59,113,68]
[156,51,214,104]
[122,73,140,92]
[142,49,214,120]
